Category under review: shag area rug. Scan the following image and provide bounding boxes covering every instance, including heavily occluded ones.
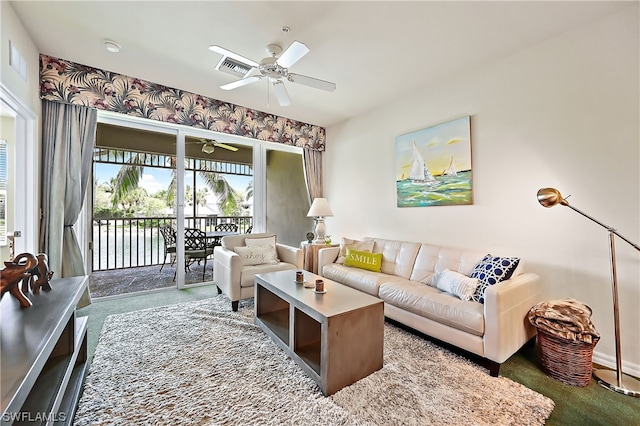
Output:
[75,296,554,425]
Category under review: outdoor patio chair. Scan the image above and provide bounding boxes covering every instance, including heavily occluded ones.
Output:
[215,223,238,233]
[159,225,177,272]
[182,228,214,281]
[209,223,239,248]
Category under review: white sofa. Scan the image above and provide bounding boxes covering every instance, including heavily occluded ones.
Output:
[213,233,304,311]
[317,237,543,376]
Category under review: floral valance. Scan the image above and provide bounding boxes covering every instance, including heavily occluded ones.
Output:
[39,54,325,151]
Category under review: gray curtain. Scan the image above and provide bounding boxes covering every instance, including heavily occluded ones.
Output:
[40,100,97,307]
[302,148,323,202]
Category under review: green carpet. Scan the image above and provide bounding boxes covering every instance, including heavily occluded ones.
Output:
[77,286,640,426]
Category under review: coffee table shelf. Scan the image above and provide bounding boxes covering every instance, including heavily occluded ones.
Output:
[255,270,383,396]
[256,285,290,345]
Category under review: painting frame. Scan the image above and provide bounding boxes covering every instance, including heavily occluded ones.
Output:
[395,116,472,207]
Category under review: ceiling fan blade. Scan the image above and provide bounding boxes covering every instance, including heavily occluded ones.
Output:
[272,81,291,107]
[220,76,262,91]
[276,41,309,68]
[287,73,336,92]
[208,45,259,68]
[214,142,239,152]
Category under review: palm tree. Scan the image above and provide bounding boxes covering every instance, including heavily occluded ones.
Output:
[112,153,237,213]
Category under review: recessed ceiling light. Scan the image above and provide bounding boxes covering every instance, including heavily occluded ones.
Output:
[104,40,121,53]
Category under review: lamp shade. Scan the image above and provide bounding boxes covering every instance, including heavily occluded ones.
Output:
[307,198,334,217]
[537,187,569,208]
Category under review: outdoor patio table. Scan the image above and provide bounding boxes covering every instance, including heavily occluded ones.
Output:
[205,231,238,248]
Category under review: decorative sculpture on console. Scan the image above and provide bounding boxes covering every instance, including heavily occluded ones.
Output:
[1,253,38,308]
[21,253,54,294]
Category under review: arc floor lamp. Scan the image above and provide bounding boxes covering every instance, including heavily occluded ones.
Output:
[537,187,640,397]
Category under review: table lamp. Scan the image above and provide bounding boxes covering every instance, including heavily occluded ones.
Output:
[307,198,333,244]
[537,187,640,397]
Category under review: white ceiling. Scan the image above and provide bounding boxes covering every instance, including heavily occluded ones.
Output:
[10,1,632,127]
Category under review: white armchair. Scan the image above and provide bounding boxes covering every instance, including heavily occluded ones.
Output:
[213,233,303,311]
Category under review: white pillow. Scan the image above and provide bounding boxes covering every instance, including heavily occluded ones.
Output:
[336,238,375,264]
[234,246,278,266]
[433,269,480,301]
[245,236,276,249]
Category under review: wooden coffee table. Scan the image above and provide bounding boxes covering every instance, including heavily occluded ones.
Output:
[254,270,384,396]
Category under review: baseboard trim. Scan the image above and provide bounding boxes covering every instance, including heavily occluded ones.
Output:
[592,350,640,378]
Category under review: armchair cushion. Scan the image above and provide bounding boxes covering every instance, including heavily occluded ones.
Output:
[245,236,277,248]
[222,233,276,252]
[234,245,278,266]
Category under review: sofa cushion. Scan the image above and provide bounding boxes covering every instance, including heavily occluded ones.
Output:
[379,280,485,336]
[344,248,382,272]
[433,269,480,301]
[336,237,375,264]
[239,262,297,288]
[364,238,421,279]
[470,254,520,303]
[322,263,405,296]
[409,244,485,285]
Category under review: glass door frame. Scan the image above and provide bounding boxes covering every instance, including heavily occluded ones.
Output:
[95,111,258,289]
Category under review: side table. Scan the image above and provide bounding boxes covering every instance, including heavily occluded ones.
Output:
[300,242,339,274]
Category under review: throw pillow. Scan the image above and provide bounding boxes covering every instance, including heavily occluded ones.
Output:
[433,269,480,301]
[344,248,382,272]
[234,246,278,266]
[470,254,520,303]
[245,236,278,261]
[336,237,375,264]
[245,236,276,248]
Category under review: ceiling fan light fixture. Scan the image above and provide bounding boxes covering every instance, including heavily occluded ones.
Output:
[201,142,215,154]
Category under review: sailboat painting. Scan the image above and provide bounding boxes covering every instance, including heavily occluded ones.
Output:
[395,116,472,207]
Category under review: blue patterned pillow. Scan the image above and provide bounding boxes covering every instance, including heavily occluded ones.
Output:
[470,254,520,303]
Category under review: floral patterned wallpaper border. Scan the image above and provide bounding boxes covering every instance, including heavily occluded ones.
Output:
[39,54,325,151]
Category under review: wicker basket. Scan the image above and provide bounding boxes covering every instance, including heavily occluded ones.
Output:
[536,328,599,387]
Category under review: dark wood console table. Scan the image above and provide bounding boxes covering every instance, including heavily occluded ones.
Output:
[1,276,89,425]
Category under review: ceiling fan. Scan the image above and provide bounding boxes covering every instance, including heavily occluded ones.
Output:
[190,138,238,154]
[209,40,336,106]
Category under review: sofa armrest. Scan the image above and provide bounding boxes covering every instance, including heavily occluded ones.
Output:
[276,243,304,268]
[483,272,544,364]
[317,246,340,277]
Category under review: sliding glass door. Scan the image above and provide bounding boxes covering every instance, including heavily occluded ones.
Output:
[93,112,256,294]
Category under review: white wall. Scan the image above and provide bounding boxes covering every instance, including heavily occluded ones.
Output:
[1,1,41,112]
[324,6,639,373]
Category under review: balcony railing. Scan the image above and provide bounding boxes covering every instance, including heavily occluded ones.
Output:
[92,215,253,271]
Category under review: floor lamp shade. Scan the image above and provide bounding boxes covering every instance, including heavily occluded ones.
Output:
[536,187,640,397]
[307,198,334,244]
